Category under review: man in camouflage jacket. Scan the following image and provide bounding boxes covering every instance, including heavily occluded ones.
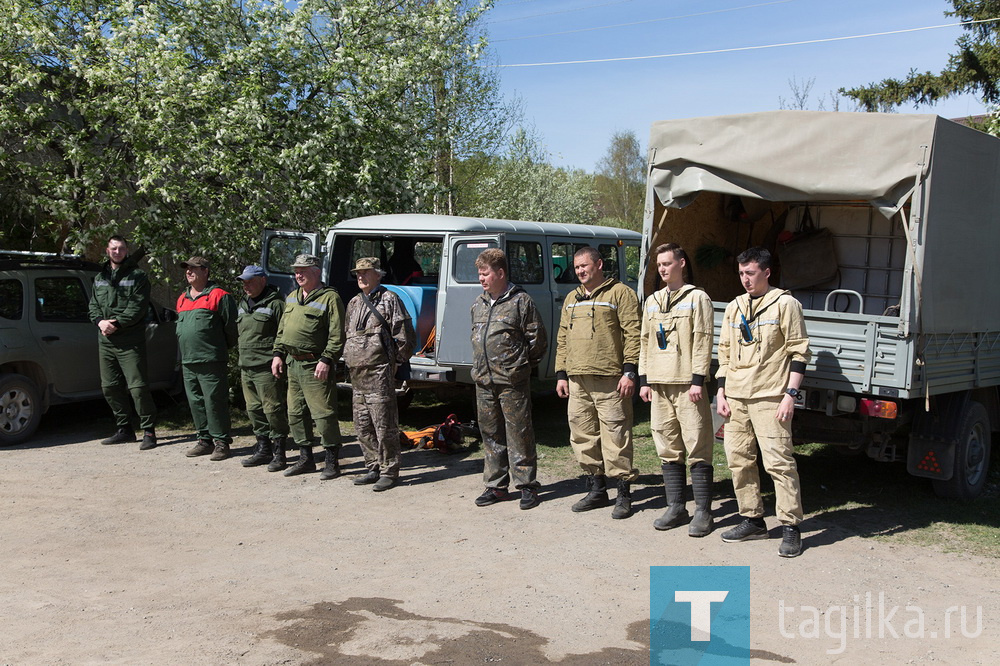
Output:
[470,248,547,510]
[343,257,415,492]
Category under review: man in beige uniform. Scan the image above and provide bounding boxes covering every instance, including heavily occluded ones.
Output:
[716,247,811,557]
[556,246,641,519]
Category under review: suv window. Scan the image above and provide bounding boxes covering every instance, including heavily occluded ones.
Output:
[0,279,23,320]
[35,277,90,322]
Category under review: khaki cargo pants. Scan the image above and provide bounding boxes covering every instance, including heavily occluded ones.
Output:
[649,384,714,466]
[568,375,638,481]
[723,395,803,526]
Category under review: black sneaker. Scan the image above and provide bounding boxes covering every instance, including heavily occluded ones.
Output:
[721,518,768,543]
[519,487,540,510]
[101,427,135,445]
[372,476,397,492]
[778,525,803,558]
[139,431,157,450]
[353,470,380,485]
[475,488,509,507]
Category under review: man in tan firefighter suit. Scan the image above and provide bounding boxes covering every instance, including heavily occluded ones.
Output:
[639,243,716,537]
[271,254,346,479]
[555,246,641,519]
[343,257,415,492]
[716,246,811,558]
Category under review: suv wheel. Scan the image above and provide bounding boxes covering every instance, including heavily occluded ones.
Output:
[0,374,43,445]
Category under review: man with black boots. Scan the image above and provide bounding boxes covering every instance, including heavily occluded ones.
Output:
[271,254,346,480]
[235,265,289,472]
[89,235,158,450]
[716,247,811,558]
[638,243,716,537]
[555,246,641,519]
[343,257,414,492]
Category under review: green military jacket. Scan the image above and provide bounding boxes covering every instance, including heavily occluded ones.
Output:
[88,255,151,345]
[237,284,285,368]
[273,285,345,364]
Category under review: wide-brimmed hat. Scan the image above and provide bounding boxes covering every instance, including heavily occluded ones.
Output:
[237,265,266,281]
[180,256,210,269]
[350,257,384,275]
[291,254,321,268]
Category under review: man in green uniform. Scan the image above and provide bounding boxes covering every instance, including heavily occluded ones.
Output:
[175,256,238,461]
[235,265,289,471]
[271,254,346,479]
[88,235,157,449]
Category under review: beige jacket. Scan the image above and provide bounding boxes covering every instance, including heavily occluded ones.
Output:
[717,287,811,400]
[555,278,640,378]
[639,285,713,386]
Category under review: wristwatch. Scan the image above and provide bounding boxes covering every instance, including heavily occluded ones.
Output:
[623,371,638,381]
[785,388,801,399]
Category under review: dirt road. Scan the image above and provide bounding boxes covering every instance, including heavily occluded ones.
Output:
[2,414,998,665]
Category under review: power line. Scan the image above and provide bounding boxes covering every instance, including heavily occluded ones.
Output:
[491,18,1000,67]
[487,0,641,25]
[492,0,799,43]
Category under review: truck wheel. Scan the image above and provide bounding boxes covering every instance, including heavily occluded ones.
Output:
[932,400,991,500]
[0,374,43,446]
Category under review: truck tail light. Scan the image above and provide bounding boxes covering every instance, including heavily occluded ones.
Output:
[859,399,898,419]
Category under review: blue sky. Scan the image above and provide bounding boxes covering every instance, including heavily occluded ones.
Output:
[482,0,989,170]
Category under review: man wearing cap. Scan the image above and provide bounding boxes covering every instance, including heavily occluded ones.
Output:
[271,254,346,479]
[344,257,415,491]
[176,256,239,460]
[88,234,158,450]
[235,265,289,471]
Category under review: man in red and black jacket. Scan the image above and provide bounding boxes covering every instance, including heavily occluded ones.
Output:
[175,256,238,461]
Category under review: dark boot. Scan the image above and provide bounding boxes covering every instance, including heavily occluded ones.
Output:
[210,440,230,461]
[611,479,633,520]
[319,447,341,480]
[284,445,316,476]
[688,462,714,538]
[242,435,273,467]
[653,463,690,530]
[571,475,610,512]
[267,436,287,472]
[186,439,214,457]
[101,427,135,445]
[139,431,157,450]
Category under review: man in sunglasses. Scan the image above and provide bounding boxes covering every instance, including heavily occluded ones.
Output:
[716,247,811,557]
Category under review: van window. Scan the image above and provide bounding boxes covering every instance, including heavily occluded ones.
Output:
[0,279,23,320]
[267,236,314,274]
[551,242,588,284]
[599,244,618,279]
[624,244,640,285]
[35,277,89,322]
[349,237,442,285]
[508,241,544,285]
[454,240,498,283]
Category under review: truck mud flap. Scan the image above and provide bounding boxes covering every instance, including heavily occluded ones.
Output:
[906,393,968,481]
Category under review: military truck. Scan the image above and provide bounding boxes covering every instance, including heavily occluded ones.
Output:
[641,111,998,499]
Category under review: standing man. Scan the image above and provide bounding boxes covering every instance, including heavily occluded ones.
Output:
[235,265,289,471]
[271,254,346,479]
[88,235,157,449]
[555,246,641,519]
[716,247,811,558]
[470,249,547,510]
[343,257,415,492]
[176,256,238,461]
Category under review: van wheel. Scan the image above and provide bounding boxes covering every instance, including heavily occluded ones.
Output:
[0,374,43,446]
[932,400,991,500]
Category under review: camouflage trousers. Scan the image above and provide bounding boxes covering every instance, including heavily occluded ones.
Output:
[286,358,341,450]
[724,395,803,526]
[475,381,539,489]
[349,364,400,477]
[99,337,156,431]
[240,364,288,439]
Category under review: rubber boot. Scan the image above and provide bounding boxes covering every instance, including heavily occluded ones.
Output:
[688,462,715,538]
[267,436,287,472]
[284,445,316,476]
[611,479,633,520]
[571,475,610,512]
[319,447,341,480]
[653,462,690,530]
[242,435,273,468]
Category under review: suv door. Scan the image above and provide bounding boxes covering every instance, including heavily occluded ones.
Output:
[261,230,322,295]
[31,273,100,397]
[436,234,501,367]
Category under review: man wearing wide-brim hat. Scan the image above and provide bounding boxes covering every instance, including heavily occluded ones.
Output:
[271,254,346,479]
[175,255,239,460]
[343,257,415,491]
